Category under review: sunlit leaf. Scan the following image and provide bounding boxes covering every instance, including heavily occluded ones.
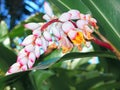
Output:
[0,21,8,42]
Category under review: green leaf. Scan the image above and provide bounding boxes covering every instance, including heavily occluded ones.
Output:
[76,74,115,89]
[34,49,63,70]
[91,82,120,90]
[82,0,120,50]
[0,43,16,74]
[60,51,117,61]
[9,13,45,39]
[34,51,117,70]
[0,71,29,90]
[50,0,91,13]
[29,70,54,90]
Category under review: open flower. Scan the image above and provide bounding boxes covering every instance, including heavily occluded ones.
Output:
[68,30,85,45]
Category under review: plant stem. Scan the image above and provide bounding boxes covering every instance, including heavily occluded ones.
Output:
[93,31,120,60]
[41,19,59,31]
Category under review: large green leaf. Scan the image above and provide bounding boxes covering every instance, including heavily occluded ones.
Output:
[50,0,91,14]
[82,0,120,50]
[33,51,117,70]
[60,51,117,61]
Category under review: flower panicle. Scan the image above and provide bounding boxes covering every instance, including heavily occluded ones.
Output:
[6,9,98,75]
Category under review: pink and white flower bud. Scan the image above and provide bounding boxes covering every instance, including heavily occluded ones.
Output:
[6,62,21,75]
[21,35,34,46]
[43,31,52,41]
[84,25,93,33]
[59,12,71,22]
[89,18,97,27]
[90,18,97,23]
[24,44,34,53]
[68,9,80,19]
[59,36,73,53]
[41,37,48,52]
[85,14,91,21]
[34,45,41,58]
[17,49,27,60]
[76,20,88,29]
[33,27,41,37]
[52,26,61,40]
[17,57,28,66]
[62,21,75,33]
[24,23,40,30]
[28,52,36,62]
[44,2,54,17]
[35,38,42,46]
[21,65,28,71]
[80,13,86,20]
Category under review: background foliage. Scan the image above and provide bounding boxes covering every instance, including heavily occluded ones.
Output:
[0,0,120,90]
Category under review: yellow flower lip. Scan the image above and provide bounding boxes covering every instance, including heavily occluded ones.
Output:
[68,31,85,45]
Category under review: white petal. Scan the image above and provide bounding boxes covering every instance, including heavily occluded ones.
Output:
[17,53,26,61]
[90,18,97,23]
[59,12,71,22]
[29,52,36,62]
[25,44,34,53]
[24,23,40,30]
[35,45,41,58]
[21,35,34,46]
[68,9,80,19]
[11,62,21,68]
[86,41,91,48]
[18,49,27,56]
[44,2,54,17]
[41,37,48,51]
[76,20,88,29]
[43,14,51,21]
[35,38,42,46]
[62,21,75,33]
[33,27,41,37]
[68,30,77,39]
[28,59,35,69]
[52,24,61,40]
[17,57,28,65]
[43,31,52,41]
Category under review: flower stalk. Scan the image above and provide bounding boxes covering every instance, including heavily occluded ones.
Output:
[93,31,120,60]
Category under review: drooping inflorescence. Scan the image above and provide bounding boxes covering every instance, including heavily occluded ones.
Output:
[6,9,98,75]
